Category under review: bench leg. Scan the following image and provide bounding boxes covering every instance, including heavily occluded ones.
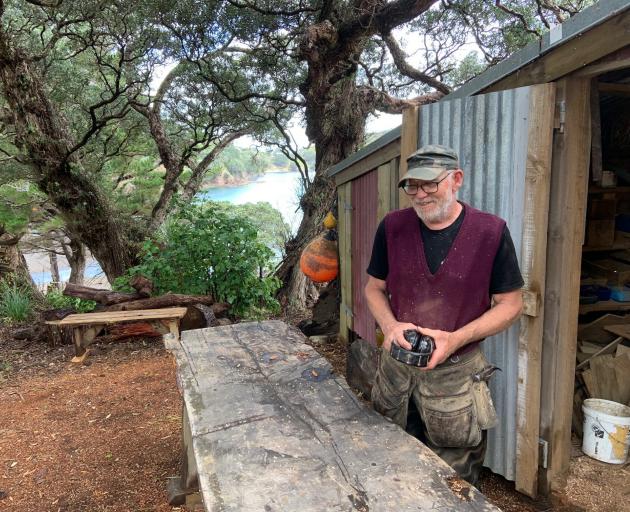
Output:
[167,406,199,505]
[71,325,104,363]
[154,319,181,341]
[71,328,87,364]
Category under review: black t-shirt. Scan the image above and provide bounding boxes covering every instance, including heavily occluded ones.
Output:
[367,207,524,295]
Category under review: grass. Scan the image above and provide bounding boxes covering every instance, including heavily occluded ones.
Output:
[0,283,32,323]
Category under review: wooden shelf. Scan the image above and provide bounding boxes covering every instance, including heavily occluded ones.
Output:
[579,300,630,315]
[583,242,630,252]
[588,186,630,194]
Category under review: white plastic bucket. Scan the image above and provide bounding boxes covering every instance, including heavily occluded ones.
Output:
[582,398,630,464]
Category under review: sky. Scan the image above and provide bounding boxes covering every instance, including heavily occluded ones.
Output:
[257,112,402,151]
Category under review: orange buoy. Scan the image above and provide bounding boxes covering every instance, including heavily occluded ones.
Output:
[299,231,339,283]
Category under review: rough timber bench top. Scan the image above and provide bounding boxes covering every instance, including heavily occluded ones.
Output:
[46,307,188,326]
[46,307,188,363]
[166,320,499,512]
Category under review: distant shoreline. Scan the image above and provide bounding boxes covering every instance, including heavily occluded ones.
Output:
[204,167,299,189]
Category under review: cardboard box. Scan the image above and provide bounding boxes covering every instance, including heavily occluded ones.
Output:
[583,258,630,286]
[586,219,615,247]
[588,199,617,219]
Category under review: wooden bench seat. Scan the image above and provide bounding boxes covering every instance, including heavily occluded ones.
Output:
[47,307,188,363]
[166,320,499,511]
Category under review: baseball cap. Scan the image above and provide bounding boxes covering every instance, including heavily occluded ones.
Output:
[398,144,459,187]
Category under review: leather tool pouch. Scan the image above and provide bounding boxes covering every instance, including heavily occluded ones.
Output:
[416,351,497,448]
[471,379,498,430]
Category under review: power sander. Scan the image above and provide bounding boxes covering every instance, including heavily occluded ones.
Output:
[390,329,435,367]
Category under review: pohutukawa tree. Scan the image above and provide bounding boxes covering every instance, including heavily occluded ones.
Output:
[193,0,591,308]
[0,0,295,282]
[0,0,591,300]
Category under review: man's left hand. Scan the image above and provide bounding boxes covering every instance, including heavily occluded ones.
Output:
[414,326,460,370]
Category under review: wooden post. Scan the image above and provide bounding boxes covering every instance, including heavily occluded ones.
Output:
[377,161,396,222]
[590,79,602,183]
[514,83,556,498]
[338,182,353,343]
[398,106,419,209]
[538,77,591,497]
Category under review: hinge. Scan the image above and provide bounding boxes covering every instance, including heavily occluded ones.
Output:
[555,100,566,133]
[538,438,549,468]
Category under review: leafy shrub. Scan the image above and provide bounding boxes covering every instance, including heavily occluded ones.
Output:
[117,202,281,318]
[44,287,97,313]
[0,282,32,323]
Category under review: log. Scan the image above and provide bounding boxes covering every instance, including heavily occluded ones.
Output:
[181,304,219,331]
[129,275,153,297]
[106,294,230,317]
[63,282,142,305]
[108,322,163,340]
[40,308,75,322]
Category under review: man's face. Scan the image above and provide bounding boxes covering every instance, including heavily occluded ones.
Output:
[407,169,463,224]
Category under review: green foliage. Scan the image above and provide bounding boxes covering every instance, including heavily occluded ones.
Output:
[0,181,43,236]
[449,52,488,88]
[0,281,33,323]
[44,287,97,313]
[117,201,280,318]
[220,202,291,258]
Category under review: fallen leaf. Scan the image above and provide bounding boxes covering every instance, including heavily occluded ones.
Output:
[311,369,319,377]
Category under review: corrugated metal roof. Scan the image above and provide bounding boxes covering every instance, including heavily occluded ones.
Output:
[446,0,630,100]
[418,86,531,480]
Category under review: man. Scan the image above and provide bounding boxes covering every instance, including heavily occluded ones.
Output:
[364,144,523,486]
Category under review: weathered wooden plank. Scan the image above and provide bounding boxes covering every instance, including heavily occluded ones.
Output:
[539,77,591,496]
[574,45,630,77]
[377,162,391,222]
[47,307,188,326]
[590,80,603,183]
[515,83,556,498]
[338,183,353,343]
[484,11,630,93]
[167,321,500,512]
[598,82,630,97]
[398,106,419,209]
[334,140,401,186]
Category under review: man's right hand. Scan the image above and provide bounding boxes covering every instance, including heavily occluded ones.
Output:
[382,321,417,351]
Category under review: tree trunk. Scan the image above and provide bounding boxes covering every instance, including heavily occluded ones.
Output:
[0,234,44,300]
[49,250,61,289]
[0,31,140,282]
[278,76,368,311]
[65,239,86,285]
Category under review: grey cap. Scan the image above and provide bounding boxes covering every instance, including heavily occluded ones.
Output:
[398,144,459,187]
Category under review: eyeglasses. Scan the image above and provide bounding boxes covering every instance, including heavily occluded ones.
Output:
[402,172,453,195]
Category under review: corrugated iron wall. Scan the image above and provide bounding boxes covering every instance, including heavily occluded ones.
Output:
[418,87,531,481]
[351,169,379,345]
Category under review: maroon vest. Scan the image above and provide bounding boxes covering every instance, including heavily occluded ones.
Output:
[384,204,505,355]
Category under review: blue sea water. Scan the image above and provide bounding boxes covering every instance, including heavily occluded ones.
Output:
[31,171,304,286]
[199,170,305,231]
[31,260,104,287]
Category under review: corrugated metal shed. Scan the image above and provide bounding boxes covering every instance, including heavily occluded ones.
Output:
[418,86,531,480]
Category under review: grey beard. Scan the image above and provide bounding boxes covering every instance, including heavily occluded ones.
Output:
[418,196,455,224]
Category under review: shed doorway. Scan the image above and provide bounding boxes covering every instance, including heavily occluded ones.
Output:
[574,68,630,447]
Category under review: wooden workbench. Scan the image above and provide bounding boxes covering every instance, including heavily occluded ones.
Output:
[166,320,499,511]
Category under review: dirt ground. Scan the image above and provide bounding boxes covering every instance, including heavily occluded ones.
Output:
[1,325,629,512]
